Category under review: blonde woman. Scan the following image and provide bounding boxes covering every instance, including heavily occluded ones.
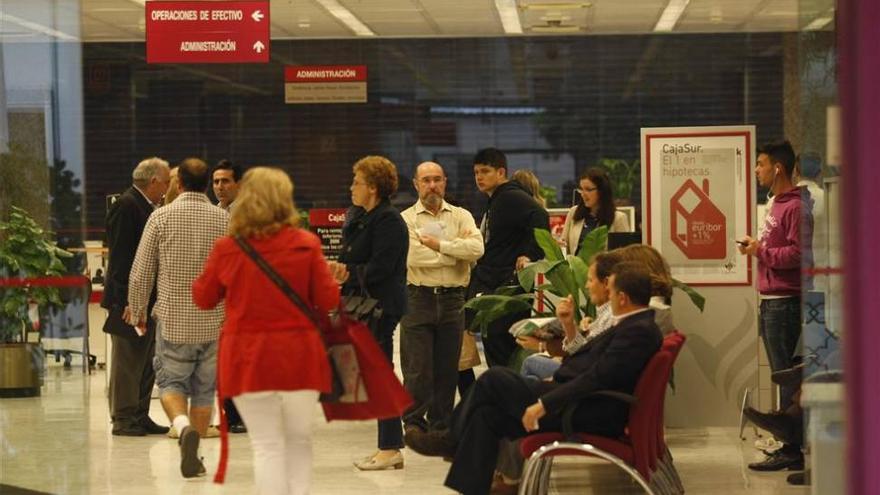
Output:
[193,167,345,494]
[511,169,546,208]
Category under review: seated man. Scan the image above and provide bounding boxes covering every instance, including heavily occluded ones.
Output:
[405,261,663,495]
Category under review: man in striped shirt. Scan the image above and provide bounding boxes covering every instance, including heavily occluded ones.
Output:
[128,157,228,478]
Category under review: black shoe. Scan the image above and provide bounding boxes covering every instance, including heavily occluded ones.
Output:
[404,428,456,458]
[404,422,426,437]
[748,448,804,471]
[229,423,248,434]
[787,470,811,485]
[112,424,147,437]
[140,417,170,435]
[179,426,202,478]
[743,407,803,445]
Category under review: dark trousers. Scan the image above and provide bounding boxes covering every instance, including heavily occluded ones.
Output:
[109,325,156,428]
[224,398,244,426]
[400,286,465,431]
[444,367,625,495]
[373,313,404,450]
[483,309,528,368]
[445,367,539,494]
[759,297,802,410]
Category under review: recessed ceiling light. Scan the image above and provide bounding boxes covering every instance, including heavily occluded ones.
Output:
[315,0,375,36]
[495,0,523,34]
[654,0,691,32]
[804,7,834,30]
[521,2,591,10]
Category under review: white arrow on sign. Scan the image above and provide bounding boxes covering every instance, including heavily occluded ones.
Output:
[253,40,265,53]
[252,10,264,22]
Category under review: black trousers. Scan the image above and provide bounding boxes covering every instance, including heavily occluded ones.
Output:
[109,324,156,428]
[483,309,528,368]
[444,367,626,495]
[400,286,465,430]
[373,313,404,450]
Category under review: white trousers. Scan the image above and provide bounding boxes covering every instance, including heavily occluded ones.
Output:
[233,390,320,495]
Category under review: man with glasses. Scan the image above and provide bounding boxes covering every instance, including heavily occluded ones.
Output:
[400,162,484,437]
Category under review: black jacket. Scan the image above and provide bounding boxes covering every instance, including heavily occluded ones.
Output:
[538,310,662,435]
[470,181,549,293]
[101,187,154,310]
[339,200,409,317]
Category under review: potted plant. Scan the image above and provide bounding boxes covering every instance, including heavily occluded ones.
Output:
[0,206,72,397]
[598,158,640,206]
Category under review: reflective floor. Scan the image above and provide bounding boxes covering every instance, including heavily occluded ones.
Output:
[0,364,809,494]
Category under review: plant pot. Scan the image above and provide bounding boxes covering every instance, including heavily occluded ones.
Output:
[0,343,41,398]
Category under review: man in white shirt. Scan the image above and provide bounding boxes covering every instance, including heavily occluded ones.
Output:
[400,162,484,435]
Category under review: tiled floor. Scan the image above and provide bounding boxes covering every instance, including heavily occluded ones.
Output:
[0,365,809,494]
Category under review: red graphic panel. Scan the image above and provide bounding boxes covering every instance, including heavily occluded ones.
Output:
[670,179,727,259]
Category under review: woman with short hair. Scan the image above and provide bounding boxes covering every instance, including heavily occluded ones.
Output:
[335,155,410,471]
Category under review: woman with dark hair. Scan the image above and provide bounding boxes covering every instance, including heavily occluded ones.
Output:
[561,167,630,255]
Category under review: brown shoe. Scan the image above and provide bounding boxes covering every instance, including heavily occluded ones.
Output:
[404,428,456,458]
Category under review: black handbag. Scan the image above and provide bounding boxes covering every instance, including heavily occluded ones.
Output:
[342,266,383,334]
[234,236,345,403]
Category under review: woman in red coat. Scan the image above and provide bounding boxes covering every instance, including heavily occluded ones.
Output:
[193,167,345,494]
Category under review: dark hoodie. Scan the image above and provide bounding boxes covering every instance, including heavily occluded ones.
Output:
[470,181,549,292]
[756,186,813,296]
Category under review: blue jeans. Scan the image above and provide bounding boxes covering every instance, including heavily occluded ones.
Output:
[520,354,561,382]
[759,297,802,410]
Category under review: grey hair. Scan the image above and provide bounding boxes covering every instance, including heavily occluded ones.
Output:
[132,157,170,187]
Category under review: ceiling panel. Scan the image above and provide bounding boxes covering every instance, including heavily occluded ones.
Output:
[70,0,818,42]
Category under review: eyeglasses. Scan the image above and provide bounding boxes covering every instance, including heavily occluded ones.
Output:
[351,180,368,188]
[577,187,598,194]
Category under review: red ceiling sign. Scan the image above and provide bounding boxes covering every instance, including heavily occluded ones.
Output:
[146,1,270,64]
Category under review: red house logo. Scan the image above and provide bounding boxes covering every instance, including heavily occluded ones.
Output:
[670,179,727,259]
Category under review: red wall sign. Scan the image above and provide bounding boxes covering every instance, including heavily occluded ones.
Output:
[146,1,270,64]
[284,65,368,83]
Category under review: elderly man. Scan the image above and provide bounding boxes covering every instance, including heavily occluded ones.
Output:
[400,162,484,438]
[101,157,170,436]
[128,158,228,478]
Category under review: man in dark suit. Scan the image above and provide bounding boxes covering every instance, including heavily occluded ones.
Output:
[101,157,171,436]
[406,261,663,495]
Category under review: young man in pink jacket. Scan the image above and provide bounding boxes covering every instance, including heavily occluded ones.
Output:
[738,140,813,473]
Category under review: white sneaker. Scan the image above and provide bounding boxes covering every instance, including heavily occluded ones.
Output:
[167,425,219,439]
[754,436,784,453]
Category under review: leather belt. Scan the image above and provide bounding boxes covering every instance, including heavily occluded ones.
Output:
[408,285,465,295]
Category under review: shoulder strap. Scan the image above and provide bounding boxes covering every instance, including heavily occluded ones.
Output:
[233,235,320,328]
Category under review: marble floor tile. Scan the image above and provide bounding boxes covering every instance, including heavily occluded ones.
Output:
[0,365,810,494]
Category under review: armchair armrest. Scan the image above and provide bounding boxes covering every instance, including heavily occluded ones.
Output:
[561,390,638,440]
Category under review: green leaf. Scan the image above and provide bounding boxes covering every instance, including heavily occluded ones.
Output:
[673,278,705,312]
[568,255,589,298]
[517,262,540,292]
[464,294,533,337]
[534,228,563,262]
[577,225,609,265]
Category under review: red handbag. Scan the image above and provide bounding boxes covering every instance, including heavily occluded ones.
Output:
[321,312,413,421]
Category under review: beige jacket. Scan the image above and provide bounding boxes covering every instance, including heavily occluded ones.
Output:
[561,206,631,254]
